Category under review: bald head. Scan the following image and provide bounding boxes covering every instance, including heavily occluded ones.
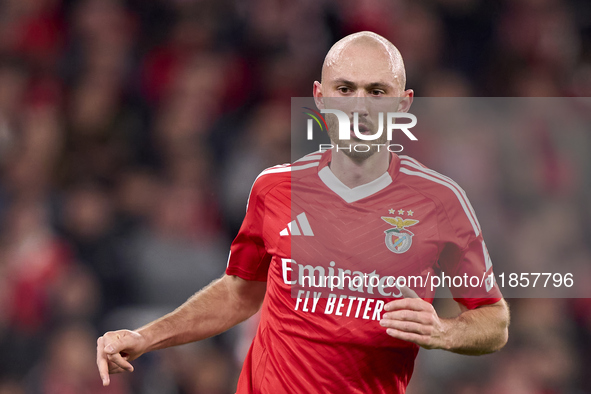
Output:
[322,31,406,90]
[313,31,413,160]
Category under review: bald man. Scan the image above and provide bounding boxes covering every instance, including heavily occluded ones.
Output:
[97,32,509,393]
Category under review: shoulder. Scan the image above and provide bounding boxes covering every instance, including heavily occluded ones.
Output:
[398,155,481,236]
[398,155,467,200]
[247,151,322,201]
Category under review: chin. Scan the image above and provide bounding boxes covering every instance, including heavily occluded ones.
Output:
[339,145,379,161]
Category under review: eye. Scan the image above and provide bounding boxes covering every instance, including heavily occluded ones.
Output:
[370,89,386,96]
[337,86,351,94]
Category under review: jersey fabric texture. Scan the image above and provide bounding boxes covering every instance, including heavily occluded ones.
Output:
[226,150,502,394]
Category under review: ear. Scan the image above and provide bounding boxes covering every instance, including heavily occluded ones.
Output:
[313,81,325,109]
[397,89,414,113]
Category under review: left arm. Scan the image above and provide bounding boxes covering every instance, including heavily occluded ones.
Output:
[380,288,509,355]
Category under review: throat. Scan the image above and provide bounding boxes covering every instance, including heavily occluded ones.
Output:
[329,149,390,188]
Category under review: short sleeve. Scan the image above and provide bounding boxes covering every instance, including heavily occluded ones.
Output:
[437,190,502,310]
[225,176,273,281]
[439,236,502,309]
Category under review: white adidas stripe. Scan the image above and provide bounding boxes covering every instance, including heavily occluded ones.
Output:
[295,153,322,163]
[482,240,493,271]
[400,156,481,234]
[246,161,320,211]
[296,212,314,236]
[253,164,290,180]
[400,156,482,231]
[254,161,320,181]
[280,212,314,236]
[400,156,481,233]
[399,167,481,236]
[287,220,300,235]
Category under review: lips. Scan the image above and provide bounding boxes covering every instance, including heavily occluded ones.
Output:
[350,123,371,136]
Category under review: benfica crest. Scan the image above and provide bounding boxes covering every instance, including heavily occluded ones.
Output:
[381,216,419,254]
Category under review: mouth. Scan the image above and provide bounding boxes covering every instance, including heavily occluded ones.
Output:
[350,123,371,138]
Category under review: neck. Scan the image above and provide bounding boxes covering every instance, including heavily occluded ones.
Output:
[329,149,390,188]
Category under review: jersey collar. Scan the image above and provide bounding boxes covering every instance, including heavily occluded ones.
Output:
[317,151,400,203]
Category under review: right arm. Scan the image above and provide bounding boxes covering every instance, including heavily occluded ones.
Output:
[98,169,277,385]
[96,274,266,386]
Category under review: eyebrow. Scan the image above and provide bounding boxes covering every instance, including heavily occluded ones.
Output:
[331,78,394,90]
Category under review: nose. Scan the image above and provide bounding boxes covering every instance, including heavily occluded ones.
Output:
[350,95,369,118]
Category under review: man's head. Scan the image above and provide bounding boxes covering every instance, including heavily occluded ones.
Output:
[321,31,406,92]
[313,31,413,160]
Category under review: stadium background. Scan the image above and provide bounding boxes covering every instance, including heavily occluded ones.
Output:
[0,0,590,392]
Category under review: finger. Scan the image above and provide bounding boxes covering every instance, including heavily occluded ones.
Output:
[96,337,110,386]
[103,339,121,355]
[399,285,419,299]
[108,352,134,372]
[380,318,432,335]
[98,355,111,385]
[108,363,127,374]
[107,352,134,372]
[386,328,432,348]
[103,331,130,355]
[381,309,433,325]
[384,298,432,312]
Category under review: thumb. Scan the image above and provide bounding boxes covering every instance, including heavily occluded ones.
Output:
[399,285,419,299]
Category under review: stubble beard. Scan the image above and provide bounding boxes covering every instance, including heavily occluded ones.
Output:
[325,114,388,161]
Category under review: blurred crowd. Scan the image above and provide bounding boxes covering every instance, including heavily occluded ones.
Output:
[0,0,590,393]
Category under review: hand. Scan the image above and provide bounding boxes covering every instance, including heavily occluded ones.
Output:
[380,286,449,350]
[96,330,147,386]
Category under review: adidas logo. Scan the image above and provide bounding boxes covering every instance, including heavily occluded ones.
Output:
[280,212,314,237]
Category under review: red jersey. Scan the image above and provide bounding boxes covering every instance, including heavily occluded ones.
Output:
[226,150,502,394]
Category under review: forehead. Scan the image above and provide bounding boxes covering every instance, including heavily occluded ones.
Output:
[323,42,401,87]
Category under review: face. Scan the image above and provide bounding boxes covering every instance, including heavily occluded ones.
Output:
[313,41,413,160]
